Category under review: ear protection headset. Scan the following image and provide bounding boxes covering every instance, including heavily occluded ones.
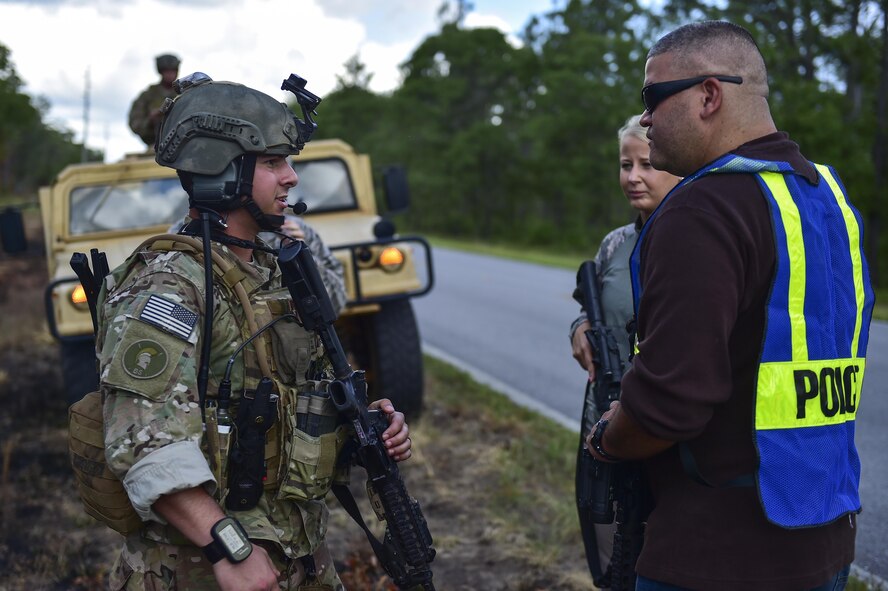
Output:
[190,154,257,210]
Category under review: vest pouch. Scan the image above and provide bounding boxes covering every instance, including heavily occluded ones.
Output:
[279,385,347,502]
[204,405,232,498]
[68,391,141,534]
[226,378,278,511]
[265,296,316,385]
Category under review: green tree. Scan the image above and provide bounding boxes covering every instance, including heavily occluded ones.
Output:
[0,43,40,194]
[519,0,655,250]
[0,42,100,196]
[392,22,539,239]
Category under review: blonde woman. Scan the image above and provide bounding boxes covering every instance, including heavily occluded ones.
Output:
[569,114,680,588]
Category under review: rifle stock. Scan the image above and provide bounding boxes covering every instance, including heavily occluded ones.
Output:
[573,259,648,591]
[278,240,436,591]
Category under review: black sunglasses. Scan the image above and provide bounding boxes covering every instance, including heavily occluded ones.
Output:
[641,75,743,112]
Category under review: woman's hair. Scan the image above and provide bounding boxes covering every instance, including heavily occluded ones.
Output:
[618,114,647,146]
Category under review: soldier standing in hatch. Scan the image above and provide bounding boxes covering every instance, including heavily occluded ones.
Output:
[128,53,180,147]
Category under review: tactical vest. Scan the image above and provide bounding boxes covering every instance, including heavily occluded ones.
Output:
[146,236,349,506]
[629,154,875,528]
[69,234,346,537]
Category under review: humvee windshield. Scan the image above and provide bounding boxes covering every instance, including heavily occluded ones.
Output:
[69,178,188,235]
[67,157,357,235]
[290,158,356,213]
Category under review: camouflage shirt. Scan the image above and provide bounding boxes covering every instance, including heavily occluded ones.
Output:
[128,82,177,146]
[97,238,331,559]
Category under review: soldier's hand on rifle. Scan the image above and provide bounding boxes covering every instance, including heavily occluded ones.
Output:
[572,320,597,381]
[369,398,413,462]
[585,401,621,463]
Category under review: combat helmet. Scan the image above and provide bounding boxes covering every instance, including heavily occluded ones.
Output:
[155,72,307,177]
[154,72,319,220]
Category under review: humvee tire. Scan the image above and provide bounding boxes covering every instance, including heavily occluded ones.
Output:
[371,300,424,419]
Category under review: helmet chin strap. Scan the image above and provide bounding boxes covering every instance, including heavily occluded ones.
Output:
[233,152,284,232]
[243,198,285,231]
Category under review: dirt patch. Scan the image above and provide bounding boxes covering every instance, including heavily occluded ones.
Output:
[0,215,593,591]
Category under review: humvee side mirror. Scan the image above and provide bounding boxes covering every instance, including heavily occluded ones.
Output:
[1,207,27,254]
[382,165,410,215]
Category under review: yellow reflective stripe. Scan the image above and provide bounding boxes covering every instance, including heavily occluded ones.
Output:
[815,164,866,358]
[756,358,865,429]
[760,172,808,361]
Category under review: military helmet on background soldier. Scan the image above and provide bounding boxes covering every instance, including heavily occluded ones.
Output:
[155,53,181,73]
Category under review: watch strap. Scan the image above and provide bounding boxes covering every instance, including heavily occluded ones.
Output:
[202,538,227,564]
[203,516,252,564]
[591,418,622,462]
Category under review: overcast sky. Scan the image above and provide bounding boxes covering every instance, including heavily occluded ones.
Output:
[0,0,561,162]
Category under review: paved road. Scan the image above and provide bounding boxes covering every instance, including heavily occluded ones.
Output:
[412,246,887,585]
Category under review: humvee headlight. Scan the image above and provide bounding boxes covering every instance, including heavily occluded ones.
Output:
[70,284,89,309]
[378,247,405,273]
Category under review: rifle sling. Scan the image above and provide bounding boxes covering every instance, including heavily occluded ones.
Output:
[331,483,401,576]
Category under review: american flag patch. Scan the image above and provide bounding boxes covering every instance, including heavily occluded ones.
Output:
[138,295,198,340]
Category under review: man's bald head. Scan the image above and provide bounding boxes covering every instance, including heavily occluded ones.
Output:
[648,21,769,99]
[640,21,778,175]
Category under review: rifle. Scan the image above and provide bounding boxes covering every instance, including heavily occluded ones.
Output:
[573,260,648,591]
[69,248,110,335]
[277,240,436,591]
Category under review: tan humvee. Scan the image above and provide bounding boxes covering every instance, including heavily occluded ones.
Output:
[37,139,433,415]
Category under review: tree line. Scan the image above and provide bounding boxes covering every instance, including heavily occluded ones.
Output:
[1,0,885,284]
[0,45,101,198]
[314,0,888,285]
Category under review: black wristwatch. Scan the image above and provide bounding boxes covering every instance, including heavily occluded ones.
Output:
[590,418,622,463]
[202,516,252,564]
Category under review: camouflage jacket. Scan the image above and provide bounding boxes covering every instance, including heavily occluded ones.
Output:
[128,82,177,146]
[570,220,640,363]
[96,238,336,558]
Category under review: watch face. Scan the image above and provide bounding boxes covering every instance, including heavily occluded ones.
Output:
[213,518,252,562]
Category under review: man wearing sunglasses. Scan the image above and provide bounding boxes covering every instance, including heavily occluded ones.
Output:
[585,21,874,591]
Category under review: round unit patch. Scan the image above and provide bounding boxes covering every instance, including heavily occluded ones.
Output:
[122,339,169,379]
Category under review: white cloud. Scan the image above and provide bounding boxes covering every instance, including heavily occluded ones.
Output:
[0,0,554,162]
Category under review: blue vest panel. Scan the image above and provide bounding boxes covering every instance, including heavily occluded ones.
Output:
[629,154,875,528]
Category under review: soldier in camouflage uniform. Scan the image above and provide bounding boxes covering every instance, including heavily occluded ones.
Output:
[98,73,413,591]
[569,114,679,588]
[128,54,180,147]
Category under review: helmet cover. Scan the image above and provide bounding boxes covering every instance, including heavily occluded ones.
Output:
[155,73,304,175]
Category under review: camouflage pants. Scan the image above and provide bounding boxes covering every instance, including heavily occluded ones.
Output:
[109,536,344,591]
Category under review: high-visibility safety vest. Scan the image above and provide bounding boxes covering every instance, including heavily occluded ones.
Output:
[629,153,875,528]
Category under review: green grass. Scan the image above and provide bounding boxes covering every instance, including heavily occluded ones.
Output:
[422,354,581,554]
[0,193,39,209]
[426,233,587,271]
